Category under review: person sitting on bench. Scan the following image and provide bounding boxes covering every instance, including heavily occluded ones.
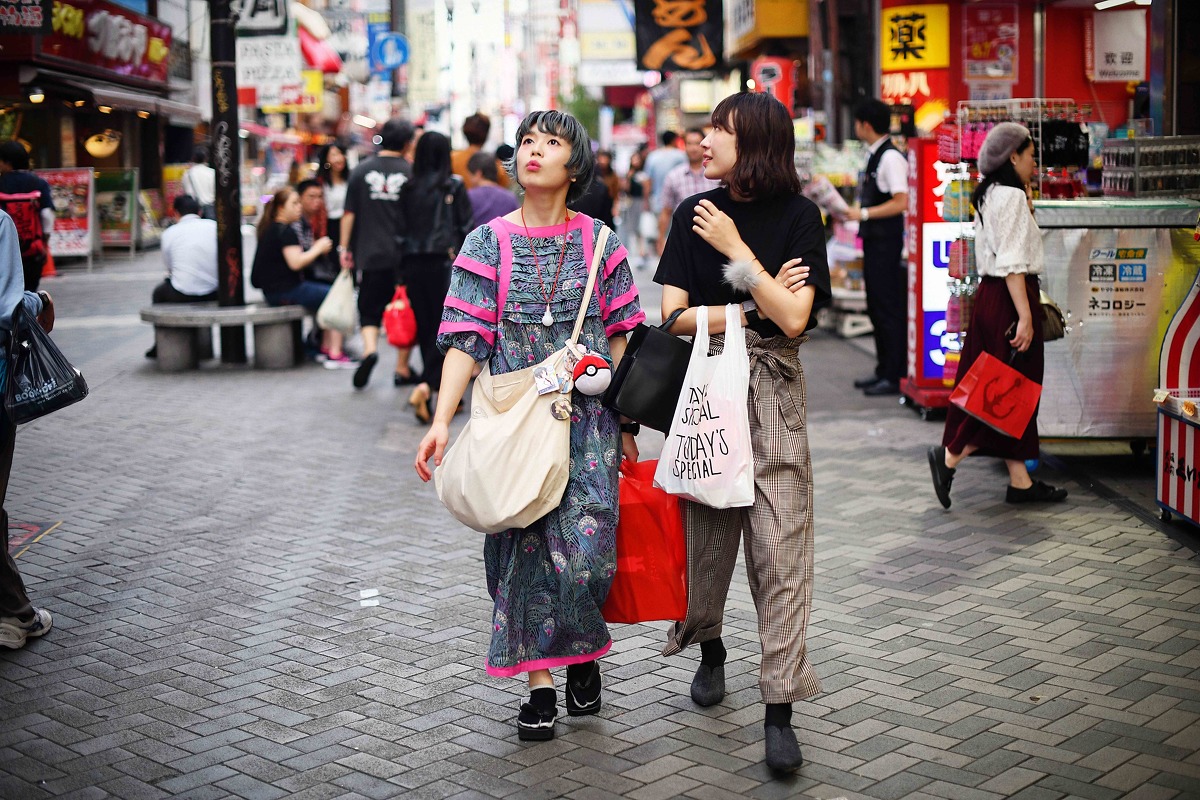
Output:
[146,195,218,358]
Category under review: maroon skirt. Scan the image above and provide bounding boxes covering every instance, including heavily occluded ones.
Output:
[942,274,1044,461]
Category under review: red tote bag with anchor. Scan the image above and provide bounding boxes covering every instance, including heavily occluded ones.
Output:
[950,351,1042,439]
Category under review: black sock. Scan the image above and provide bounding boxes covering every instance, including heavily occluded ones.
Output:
[700,638,726,666]
[530,686,556,713]
[765,702,792,728]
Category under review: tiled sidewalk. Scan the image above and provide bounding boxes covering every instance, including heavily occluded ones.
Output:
[0,255,1195,799]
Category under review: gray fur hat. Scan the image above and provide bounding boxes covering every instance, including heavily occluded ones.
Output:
[977,122,1032,175]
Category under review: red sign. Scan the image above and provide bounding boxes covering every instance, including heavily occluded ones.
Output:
[0,0,51,35]
[880,68,950,134]
[37,167,93,257]
[40,0,171,85]
[751,56,797,113]
[963,4,1018,83]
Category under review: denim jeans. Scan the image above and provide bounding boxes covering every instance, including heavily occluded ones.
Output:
[263,281,331,315]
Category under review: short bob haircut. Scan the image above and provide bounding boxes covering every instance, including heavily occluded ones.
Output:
[709,93,802,200]
[505,110,594,204]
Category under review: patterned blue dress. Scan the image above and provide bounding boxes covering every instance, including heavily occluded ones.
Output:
[437,213,645,676]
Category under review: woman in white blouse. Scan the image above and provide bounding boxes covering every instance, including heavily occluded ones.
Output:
[927,122,1068,508]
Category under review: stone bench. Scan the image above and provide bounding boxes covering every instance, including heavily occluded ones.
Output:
[140,303,309,371]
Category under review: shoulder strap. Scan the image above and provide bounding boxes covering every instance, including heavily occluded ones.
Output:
[569,224,610,346]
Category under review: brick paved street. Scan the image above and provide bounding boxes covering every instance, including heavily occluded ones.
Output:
[0,252,1197,799]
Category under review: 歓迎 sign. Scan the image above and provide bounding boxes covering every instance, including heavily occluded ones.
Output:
[0,0,51,35]
[40,0,170,84]
[1091,9,1146,82]
[634,0,722,72]
[881,4,948,72]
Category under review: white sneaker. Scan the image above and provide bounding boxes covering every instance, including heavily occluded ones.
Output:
[0,608,52,649]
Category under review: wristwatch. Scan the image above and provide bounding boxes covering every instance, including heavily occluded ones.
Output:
[336,246,346,253]
[620,422,641,435]
[741,298,759,326]
[36,290,50,306]
[861,207,871,221]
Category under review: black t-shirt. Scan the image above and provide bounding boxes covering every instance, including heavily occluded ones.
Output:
[345,155,411,273]
[568,178,615,228]
[654,187,832,337]
[251,222,301,293]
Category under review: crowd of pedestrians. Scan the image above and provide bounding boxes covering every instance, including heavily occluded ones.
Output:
[0,96,1076,783]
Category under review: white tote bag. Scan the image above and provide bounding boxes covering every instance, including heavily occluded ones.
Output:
[654,304,754,508]
[316,269,358,334]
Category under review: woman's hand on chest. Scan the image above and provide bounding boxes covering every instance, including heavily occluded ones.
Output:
[691,200,754,262]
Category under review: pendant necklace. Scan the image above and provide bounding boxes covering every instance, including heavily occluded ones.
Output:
[521,207,569,326]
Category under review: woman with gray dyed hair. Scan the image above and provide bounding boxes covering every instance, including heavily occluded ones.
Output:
[415,110,645,741]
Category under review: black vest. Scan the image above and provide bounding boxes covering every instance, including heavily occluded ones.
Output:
[859,139,905,241]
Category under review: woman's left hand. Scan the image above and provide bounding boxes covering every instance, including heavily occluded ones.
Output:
[692,200,747,259]
[1009,316,1035,352]
[621,432,640,464]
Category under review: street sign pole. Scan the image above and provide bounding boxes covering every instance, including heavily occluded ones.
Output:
[210,0,247,364]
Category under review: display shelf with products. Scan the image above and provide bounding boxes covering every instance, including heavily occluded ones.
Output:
[1100,136,1200,199]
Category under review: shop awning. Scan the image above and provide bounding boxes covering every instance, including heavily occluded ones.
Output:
[29,69,202,123]
[156,97,203,126]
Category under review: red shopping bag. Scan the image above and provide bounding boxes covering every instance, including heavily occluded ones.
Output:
[950,351,1042,438]
[383,286,417,348]
[602,459,687,624]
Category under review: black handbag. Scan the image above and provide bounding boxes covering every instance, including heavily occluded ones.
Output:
[602,308,690,433]
[4,304,88,424]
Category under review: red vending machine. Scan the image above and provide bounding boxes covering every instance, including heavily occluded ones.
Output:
[901,138,957,417]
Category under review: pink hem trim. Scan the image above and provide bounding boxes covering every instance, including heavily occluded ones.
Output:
[496,213,592,238]
[439,320,495,344]
[445,295,498,323]
[454,256,498,280]
[485,640,612,677]
[606,313,645,338]
[604,245,629,279]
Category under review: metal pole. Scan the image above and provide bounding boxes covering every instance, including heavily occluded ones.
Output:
[209,0,247,364]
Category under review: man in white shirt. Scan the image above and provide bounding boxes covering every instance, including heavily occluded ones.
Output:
[847,99,909,396]
[657,127,720,254]
[181,146,216,220]
[643,130,688,220]
[146,195,218,358]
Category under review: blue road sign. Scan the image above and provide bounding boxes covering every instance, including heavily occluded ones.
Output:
[370,32,409,72]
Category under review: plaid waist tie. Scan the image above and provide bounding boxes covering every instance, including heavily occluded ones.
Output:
[746,335,806,430]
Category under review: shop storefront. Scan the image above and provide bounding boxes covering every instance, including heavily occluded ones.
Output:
[870,0,1200,455]
[0,0,202,252]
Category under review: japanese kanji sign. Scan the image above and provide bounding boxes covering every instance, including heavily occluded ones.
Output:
[880,4,949,72]
[634,0,723,72]
[0,0,51,35]
[1092,9,1146,82]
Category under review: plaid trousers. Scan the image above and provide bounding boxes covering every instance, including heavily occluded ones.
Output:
[662,330,822,704]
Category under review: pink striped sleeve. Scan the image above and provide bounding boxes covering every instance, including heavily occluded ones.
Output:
[438,320,495,345]
[603,286,639,320]
[603,244,630,279]
[444,295,498,323]
[605,311,645,338]
[454,255,498,281]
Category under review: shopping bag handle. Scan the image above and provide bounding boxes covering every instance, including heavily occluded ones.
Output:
[660,308,685,332]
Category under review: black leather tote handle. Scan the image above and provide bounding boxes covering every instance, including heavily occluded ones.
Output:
[660,308,686,331]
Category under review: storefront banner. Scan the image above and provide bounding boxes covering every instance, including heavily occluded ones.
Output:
[161,163,187,212]
[234,0,287,37]
[94,168,136,246]
[634,0,722,72]
[963,4,1017,82]
[881,4,949,73]
[1091,9,1146,83]
[751,56,796,112]
[139,189,161,247]
[0,0,51,35]
[236,34,303,107]
[365,11,391,75]
[880,68,949,135]
[41,0,170,84]
[36,167,92,257]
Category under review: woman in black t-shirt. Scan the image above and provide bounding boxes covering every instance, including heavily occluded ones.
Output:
[653,92,831,774]
[250,187,340,357]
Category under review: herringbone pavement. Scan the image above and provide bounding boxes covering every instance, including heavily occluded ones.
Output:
[0,253,1194,799]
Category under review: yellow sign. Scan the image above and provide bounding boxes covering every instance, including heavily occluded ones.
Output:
[728,0,809,58]
[580,31,635,61]
[261,70,325,114]
[880,4,949,72]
